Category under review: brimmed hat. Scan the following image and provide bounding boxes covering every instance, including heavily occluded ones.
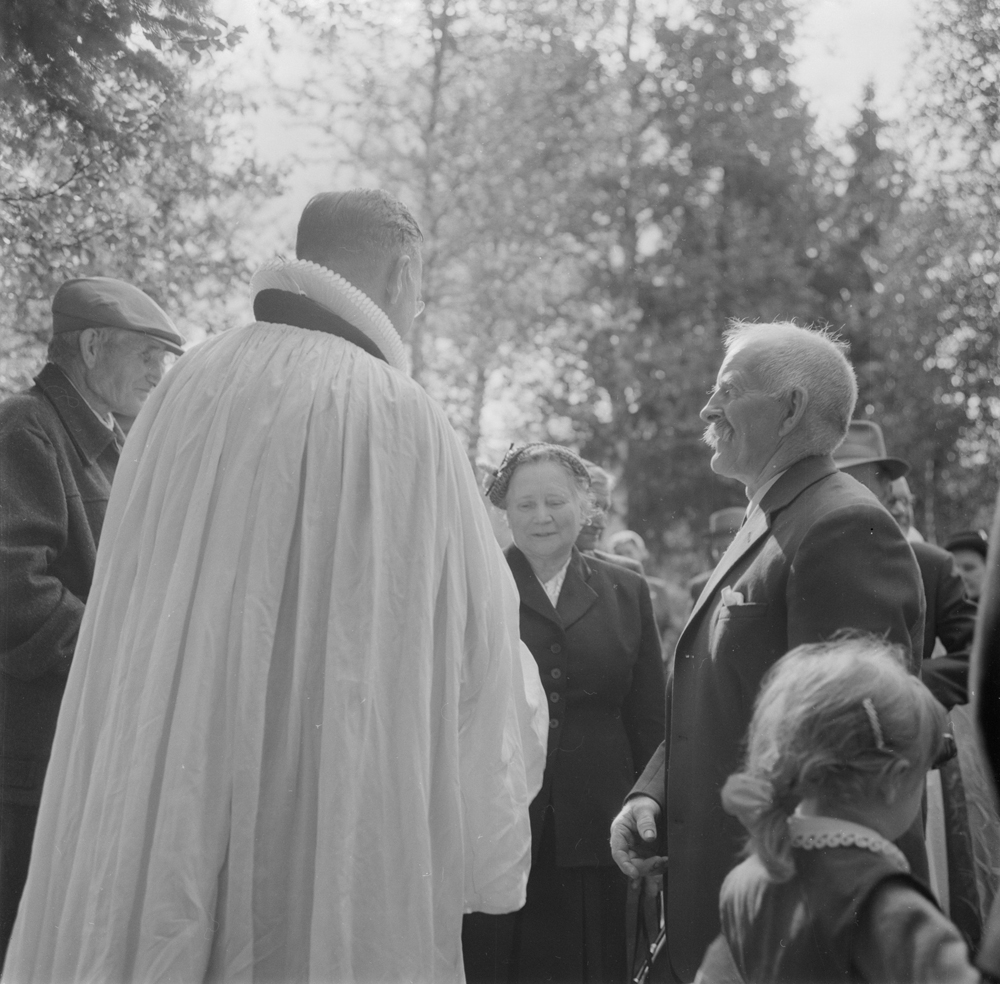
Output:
[707,507,745,537]
[832,421,909,480]
[943,529,988,559]
[52,277,184,355]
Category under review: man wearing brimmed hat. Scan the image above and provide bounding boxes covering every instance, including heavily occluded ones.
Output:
[833,419,975,711]
[831,417,909,494]
[834,421,993,944]
[0,276,182,960]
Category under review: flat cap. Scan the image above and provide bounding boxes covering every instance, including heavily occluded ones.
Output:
[52,277,184,355]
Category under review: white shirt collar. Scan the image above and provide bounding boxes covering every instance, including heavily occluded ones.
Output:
[538,558,571,608]
[745,469,787,524]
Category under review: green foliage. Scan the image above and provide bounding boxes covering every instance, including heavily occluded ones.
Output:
[0,0,244,145]
[283,0,612,452]
[0,80,282,395]
[269,0,998,553]
[3,0,994,557]
[873,0,1000,536]
[553,0,825,548]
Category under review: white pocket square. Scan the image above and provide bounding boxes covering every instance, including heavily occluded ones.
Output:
[720,586,746,606]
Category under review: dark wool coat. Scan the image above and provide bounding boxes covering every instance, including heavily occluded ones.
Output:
[506,545,664,868]
[972,490,1000,977]
[0,363,121,804]
[913,539,976,709]
[632,455,925,982]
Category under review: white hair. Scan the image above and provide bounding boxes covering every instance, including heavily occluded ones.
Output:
[724,321,858,455]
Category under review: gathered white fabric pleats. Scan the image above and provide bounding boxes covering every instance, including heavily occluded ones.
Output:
[5,321,546,984]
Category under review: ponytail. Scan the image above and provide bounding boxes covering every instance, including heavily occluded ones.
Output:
[722,773,796,881]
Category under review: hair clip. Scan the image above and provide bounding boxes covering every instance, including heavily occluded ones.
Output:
[862,698,886,751]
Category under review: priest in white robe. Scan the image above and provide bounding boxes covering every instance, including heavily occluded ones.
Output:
[4,190,547,984]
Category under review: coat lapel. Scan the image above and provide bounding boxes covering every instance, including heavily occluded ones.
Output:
[506,545,560,624]
[687,507,768,624]
[505,545,598,630]
[556,549,599,630]
[35,364,119,465]
[685,455,839,626]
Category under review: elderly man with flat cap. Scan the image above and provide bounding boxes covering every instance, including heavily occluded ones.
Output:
[0,276,181,961]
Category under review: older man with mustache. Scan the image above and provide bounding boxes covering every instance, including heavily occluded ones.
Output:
[610,322,925,982]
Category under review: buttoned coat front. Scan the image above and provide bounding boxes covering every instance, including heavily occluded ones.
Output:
[507,545,664,868]
[632,455,925,982]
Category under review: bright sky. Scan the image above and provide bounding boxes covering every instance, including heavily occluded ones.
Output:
[792,0,920,138]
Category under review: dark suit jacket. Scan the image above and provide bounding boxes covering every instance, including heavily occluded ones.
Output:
[912,539,975,709]
[0,364,122,804]
[507,545,664,868]
[972,491,1000,977]
[632,455,925,981]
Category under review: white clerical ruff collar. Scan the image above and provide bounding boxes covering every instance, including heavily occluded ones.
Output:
[250,259,410,374]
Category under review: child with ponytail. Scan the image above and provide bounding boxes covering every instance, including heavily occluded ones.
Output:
[696,636,981,984]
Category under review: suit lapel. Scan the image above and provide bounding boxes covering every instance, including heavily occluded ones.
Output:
[685,455,839,627]
[687,507,769,624]
[506,545,561,624]
[556,549,599,629]
[505,545,598,630]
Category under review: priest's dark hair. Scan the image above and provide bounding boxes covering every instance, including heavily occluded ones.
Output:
[296,190,423,275]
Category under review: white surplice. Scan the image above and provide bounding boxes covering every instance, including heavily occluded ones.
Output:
[4,261,547,984]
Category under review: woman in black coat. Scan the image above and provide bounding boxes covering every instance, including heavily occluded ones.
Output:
[463,444,664,984]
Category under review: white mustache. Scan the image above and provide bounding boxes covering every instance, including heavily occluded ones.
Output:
[703,421,734,449]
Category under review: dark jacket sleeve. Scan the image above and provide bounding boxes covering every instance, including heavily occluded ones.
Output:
[621,579,666,776]
[920,550,975,709]
[631,742,666,809]
[0,423,83,679]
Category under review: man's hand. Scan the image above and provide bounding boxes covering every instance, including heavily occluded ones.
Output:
[610,795,666,885]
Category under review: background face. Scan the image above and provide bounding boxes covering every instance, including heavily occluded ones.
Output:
[950,548,987,600]
[505,460,584,567]
[886,480,915,532]
[91,330,173,417]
